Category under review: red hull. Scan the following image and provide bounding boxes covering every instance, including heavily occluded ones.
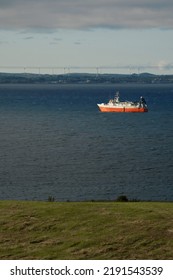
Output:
[98,106,148,113]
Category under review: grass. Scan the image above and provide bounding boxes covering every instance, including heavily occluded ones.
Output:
[0,201,173,259]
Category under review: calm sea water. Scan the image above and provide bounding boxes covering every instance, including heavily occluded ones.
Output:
[0,83,172,201]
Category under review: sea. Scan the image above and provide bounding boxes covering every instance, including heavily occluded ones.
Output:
[0,83,172,202]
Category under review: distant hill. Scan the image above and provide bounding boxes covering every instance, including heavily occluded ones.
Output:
[0,72,173,84]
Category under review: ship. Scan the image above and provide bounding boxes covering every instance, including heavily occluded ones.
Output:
[97,91,148,113]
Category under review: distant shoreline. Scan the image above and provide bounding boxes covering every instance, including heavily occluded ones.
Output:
[0,72,173,84]
[0,82,173,87]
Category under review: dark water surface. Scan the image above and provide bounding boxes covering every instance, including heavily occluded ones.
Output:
[0,83,172,201]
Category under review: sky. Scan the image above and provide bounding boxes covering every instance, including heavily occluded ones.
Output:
[0,0,173,74]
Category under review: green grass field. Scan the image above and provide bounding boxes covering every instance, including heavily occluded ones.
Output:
[0,201,173,259]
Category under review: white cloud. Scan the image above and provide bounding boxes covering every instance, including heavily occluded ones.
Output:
[157,60,173,71]
[0,0,173,31]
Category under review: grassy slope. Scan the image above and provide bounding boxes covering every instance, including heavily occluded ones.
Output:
[0,201,173,260]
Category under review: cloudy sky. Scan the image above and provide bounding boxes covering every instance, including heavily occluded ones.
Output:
[0,0,173,74]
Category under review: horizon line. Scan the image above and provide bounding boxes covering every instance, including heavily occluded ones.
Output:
[0,65,173,75]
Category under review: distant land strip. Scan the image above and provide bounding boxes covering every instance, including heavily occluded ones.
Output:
[0,72,173,84]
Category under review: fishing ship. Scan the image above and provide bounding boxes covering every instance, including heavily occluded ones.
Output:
[97,92,148,113]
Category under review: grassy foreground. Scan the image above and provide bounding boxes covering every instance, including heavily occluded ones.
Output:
[0,201,173,259]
